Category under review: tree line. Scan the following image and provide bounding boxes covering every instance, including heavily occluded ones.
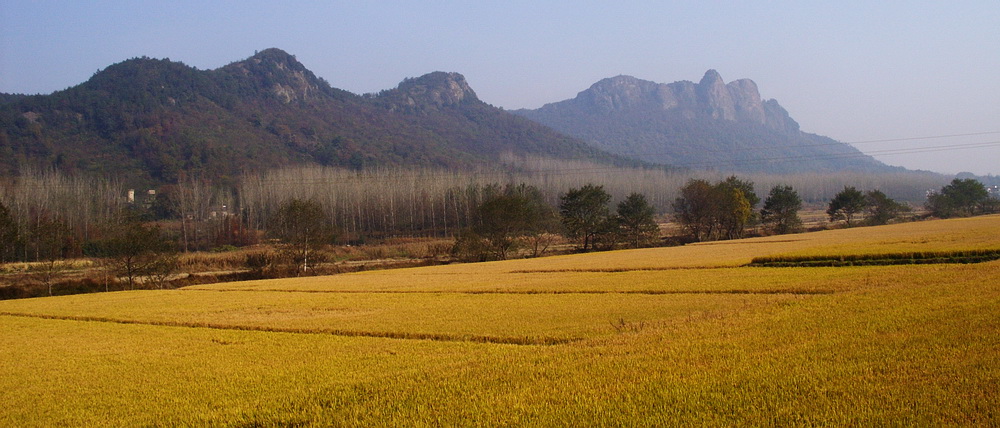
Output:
[2,164,995,294]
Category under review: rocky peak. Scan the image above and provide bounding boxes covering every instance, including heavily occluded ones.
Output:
[384,72,479,112]
[530,70,801,134]
[221,48,325,104]
[581,75,661,113]
[698,69,725,87]
[696,69,736,121]
[249,48,301,67]
[726,79,766,124]
[763,99,800,133]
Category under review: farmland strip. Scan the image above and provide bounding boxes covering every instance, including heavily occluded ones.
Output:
[0,312,577,346]
[509,266,738,273]
[182,289,833,295]
[748,249,1000,267]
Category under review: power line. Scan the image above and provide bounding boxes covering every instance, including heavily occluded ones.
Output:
[844,131,1000,145]
[613,130,1000,158]
[229,139,1000,184]
[674,140,1000,169]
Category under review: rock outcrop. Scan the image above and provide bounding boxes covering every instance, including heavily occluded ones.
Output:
[219,48,332,104]
[380,72,479,112]
[539,70,798,134]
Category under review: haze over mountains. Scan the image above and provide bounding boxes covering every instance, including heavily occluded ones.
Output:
[514,70,895,174]
[0,48,894,183]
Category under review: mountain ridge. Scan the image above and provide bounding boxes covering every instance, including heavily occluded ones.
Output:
[515,71,892,173]
[0,48,636,184]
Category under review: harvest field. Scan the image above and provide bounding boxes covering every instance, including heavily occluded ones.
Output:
[1,216,999,425]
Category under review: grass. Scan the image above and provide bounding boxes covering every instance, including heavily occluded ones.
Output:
[1,215,999,425]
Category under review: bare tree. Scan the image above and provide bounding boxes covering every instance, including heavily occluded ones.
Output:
[270,199,337,273]
[29,215,73,296]
[89,215,175,289]
[0,201,22,263]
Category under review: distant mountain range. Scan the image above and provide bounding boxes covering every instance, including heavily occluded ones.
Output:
[0,48,895,184]
[514,70,896,173]
[0,48,632,183]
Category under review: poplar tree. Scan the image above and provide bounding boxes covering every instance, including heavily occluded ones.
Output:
[0,202,22,263]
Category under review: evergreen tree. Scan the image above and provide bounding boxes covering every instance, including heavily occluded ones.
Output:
[559,184,612,251]
[926,178,994,218]
[616,193,659,248]
[865,190,909,225]
[760,185,803,235]
[827,186,866,226]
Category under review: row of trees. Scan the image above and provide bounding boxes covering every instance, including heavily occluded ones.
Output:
[670,177,812,241]
[0,203,177,295]
[3,168,996,282]
[672,177,759,241]
[451,173,958,260]
[926,178,999,218]
[671,176,935,242]
[451,184,660,261]
[236,160,949,240]
[1,161,954,259]
[825,178,998,227]
[826,187,909,227]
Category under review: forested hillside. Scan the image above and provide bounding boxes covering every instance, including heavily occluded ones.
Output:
[0,49,634,185]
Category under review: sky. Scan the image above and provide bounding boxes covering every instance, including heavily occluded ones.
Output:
[2,1,999,175]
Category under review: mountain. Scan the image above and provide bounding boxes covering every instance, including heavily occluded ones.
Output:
[0,48,634,184]
[514,71,896,173]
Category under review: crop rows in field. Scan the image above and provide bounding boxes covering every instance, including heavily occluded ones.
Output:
[6,230,990,348]
[0,277,812,346]
[0,311,579,345]
[2,215,1000,426]
[4,215,998,349]
[0,259,968,348]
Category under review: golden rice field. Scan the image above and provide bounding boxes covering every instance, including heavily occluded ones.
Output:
[1,215,999,426]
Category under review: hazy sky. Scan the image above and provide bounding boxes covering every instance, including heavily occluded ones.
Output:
[2,1,998,175]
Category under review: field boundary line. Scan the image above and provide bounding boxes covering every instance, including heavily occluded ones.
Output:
[181,288,834,296]
[0,312,578,346]
[509,266,741,273]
